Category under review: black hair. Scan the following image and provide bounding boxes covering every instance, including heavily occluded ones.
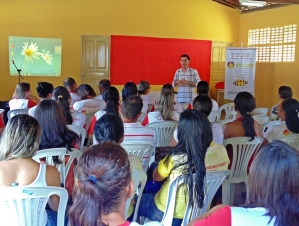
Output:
[99,79,111,89]
[52,86,73,125]
[138,81,150,95]
[196,81,209,96]
[121,95,143,120]
[77,84,96,100]
[94,113,124,144]
[279,86,293,99]
[282,98,299,133]
[234,92,256,141]
[122,82,138,102]
[103,86,119,116]
[63,77,77,88]
[36,82,54,98]
[193,95,213,116]
[181,54,190,61]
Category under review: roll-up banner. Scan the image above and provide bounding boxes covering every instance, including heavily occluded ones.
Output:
[224,48,256,101]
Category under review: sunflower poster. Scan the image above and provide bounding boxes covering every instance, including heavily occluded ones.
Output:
[9,36,62,76]
[224,48,256,101]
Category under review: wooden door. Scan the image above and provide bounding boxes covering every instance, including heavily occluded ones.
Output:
[81,36,110,94]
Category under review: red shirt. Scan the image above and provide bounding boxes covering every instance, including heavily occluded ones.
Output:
[194,206,231,226]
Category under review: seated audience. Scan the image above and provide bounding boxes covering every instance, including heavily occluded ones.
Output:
[161,84,182,113]
[52,86,86,128]
[171,95,224,145]
[187,140,299,226]
[35,99,79,195]
[263,98,299,142]
[270,85,292,120]
[69,142,161,226]
[88,86,120,136]
[138,110,223,226]
[95,79,111,100]
[28,82,53,117]
[63,77,81,106]
[0,114,60,225]
[196,81,219,111]
[9,82,39,110]
[138,80,159,110]
[142,85,180,126]
[73,84,106,114]
[123,81,148,114]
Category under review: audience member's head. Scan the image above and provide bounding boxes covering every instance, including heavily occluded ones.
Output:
[103,86,119,115]
[280,98,299,133]
[138,81,150,95]
[161,83,175,93]
[52,86,73,125]
[193,95,213,116]
[12,82,31,99]
[94,114,124,144]
[278,86,293,100]
[77,84,96,100]
[196,81,209,96]
[35,99,78,159]
[36,82,54,99]
[248,140,299,225]
[63,77,78,93]
[0,114,40,161]
[98,79,111,94]
[69,142,132,226]
[234,91,256,140]
[122,82,138,102]
[155,85,175,120]
[121,95,143,122]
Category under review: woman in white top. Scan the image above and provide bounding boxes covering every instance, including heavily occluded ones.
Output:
[263,98,299,142]
[0,114,60,226]
[52,86,86,128]
[188,140,299,226]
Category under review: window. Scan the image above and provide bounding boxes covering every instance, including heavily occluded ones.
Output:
[248,24,296,62]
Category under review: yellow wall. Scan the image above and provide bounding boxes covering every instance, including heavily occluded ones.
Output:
[0,0,239,100]
[239,5,299,109]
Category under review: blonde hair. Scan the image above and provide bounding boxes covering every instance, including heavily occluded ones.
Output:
[12,82,30,99]
[155,88,174,120]
[0,114,41,160]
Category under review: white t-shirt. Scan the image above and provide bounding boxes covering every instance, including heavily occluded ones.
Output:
[262,121,294,142]
[147,111,179,124]
[70,110,86,127]
[94,94,103,100]
[211,99,219,111]
[69,93,81,106]
[28,105,37,117]
[73,99,106,114]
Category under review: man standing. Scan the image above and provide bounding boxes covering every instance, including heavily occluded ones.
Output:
[172,54,200,104]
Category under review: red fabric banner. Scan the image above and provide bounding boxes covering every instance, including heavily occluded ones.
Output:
[111,35,211,85]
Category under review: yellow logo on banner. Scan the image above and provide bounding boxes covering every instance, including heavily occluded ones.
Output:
[233,80,248,86]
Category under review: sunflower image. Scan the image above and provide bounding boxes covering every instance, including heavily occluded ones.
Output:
[20,42,42,64]
[41,50,53,65]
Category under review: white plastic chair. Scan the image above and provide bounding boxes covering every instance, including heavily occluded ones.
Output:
[67,125,86,152]
[218,103,234,120]
[121,143,154,172]
[208,111,220,122]
[147,121,178,147]
[278,134,299,151]
[7,108,29,120]
[252,115,269,125]
[161,170,230,226]
[225,110,237,120]
[222,137,264,205]
[125,168,147,221]
[215,119,234,127]
[33,148,82,187]
[0,186,68,226]
[252,107,268,116]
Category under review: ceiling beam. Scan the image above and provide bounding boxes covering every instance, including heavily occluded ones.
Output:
[266,0,299,3]
[213,0,241,9]
[241,4,288,13]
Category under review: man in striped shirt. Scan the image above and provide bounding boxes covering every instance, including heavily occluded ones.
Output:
[172,54,200,104]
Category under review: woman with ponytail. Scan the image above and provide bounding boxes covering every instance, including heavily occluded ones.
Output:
[263,98,299,142]
[87,86,120,136]
[53,86,86,127]
[69,142,161,226]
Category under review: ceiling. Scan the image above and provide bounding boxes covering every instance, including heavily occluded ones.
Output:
[212,0,299,13]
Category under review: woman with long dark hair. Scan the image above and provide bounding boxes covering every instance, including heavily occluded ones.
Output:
[138,110,213,226]
[188,140,299,226]
[69,142,161,226]
[263,98,299,142]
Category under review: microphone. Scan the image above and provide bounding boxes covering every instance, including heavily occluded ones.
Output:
[11,60,24,80]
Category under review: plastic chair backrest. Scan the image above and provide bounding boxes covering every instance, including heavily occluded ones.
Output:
[278,134,299,151]
[146,121,178,147]
[137,112,147,123]
[252,115,269,125]
[261,121,281,131]
[218,103,234,119]
[7,108,29,120]
[223,137,263,183]
[125,168,147,221]
[67,125,86,152]
[84,111,97,132]
[208,111,220,122]
[253,107,268,116]
[33,148,82,186]
[161,170,230,226]
[225,110,237,120]
[121,143,154,172]
[0,186,68,226]
[215,119,234,127]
